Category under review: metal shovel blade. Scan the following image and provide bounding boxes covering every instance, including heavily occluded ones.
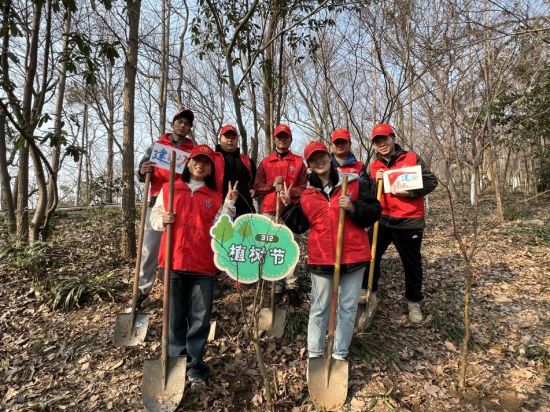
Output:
[258,307,287,338]
[207,320,216,342]
[308,357,349,411]
[142,357,187,412]
[113,311,150,347]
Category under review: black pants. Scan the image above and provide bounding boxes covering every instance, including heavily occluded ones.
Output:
[363,225,424,302]
[169,271,215,380]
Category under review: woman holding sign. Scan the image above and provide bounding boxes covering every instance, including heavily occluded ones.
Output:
[366,123,438,324]
[280,141,381,361]
[150,145,238,389]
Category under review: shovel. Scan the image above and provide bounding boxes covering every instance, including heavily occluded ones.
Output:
[258,191,287,338]
[356,178,384,330]
[113,173,151,347]
[142,153,187,412]
[308,175,349,411]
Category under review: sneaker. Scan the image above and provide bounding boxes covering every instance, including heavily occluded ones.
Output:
[407,301,423,324]
[332,353,347,361]
[187,376,207,392]
[136,291,148,311]
[357,289,368,305]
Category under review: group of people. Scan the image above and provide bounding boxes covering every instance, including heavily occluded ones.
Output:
[135,108,437,389]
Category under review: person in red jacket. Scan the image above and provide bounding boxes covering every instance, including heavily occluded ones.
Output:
[280,141,381,360]
[150,144,238,389]
[214,124,256,216]
[330,128,365,175]
[366,123,438,323]
[254,124,308,304]
[136,108,195,308]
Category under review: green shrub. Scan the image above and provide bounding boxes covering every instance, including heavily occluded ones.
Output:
[48,271,124,311]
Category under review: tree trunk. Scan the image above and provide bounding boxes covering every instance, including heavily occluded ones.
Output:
[16,144,29,246]
[43,11,70,240]
[121,0,141,259]
[158,0,169,135]
[0,107,15,233]
[29,144,47,243]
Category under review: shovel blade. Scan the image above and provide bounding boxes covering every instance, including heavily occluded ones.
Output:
[113,312,150,347]
[308,357,348,411]
[142,357,187,412]
[207,320,216,342]
[258,308,287,338]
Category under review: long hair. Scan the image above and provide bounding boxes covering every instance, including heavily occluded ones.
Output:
[181,160,217,191]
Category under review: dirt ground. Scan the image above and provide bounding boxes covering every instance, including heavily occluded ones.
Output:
[1,191,549,411]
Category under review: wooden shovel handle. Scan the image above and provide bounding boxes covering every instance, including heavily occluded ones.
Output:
[161,153,176,382]
[367,179,384,290]
[326,175,348,354]
[131,172,151,313]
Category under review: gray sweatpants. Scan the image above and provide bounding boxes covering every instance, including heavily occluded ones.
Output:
[139,206,163,295]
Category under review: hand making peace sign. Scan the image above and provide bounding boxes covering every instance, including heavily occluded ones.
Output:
[225,181,239,202]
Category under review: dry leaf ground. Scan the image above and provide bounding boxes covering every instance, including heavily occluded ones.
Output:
[1,191,548,411]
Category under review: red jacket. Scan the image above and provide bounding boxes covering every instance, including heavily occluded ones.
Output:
[254,151,307,213]
[300,179,371,265]
[149,134,194,197]
[158,180,222,275]
[370,151,424,219]
[338,161,364,175]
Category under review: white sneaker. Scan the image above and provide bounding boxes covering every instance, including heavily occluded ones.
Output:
[407,301,423,323]
[357,289,368,305]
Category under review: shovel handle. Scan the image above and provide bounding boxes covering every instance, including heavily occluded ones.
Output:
[130,173,151,314]
[270,192,281,320]
[326,175,348,356]
[367,179,384,291]
[161,152,176,388]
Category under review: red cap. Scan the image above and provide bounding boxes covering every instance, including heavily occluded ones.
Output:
[172,108,194,124]
[331,128,351,142]
[220,124,238,136]
[304,141,329,161]
[189,145,215,163]
[371,123,395,139]
[274,124,292,138]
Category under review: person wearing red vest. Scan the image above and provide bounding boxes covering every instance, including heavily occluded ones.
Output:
[214,124,256,216]
[330,128,366,177]
[280,141,381,361]
[254,124,308,304]
[135,109,196,309]
[150,145,238,388]
[366,123,438,324]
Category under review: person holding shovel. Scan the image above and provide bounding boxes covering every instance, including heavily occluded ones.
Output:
[136,108,195,309]
[280,141,381,360]
[365,123,438,324]
[254,124,308,305]
[330,128,367,178]
[150,144,238,389]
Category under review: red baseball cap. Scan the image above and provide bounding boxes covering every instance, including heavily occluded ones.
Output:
[371,123,395,139]
[331,128,351,142]
[189,145,215,163]
[304,141,329,161]
[220,124,238,136]
[172,108,194,124]
[274,124,292,138]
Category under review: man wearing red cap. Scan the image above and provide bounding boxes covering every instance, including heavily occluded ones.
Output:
[366,123,438,323]
[254,123,308,305]
[135,108,195,308]
[330,128,365,176]
[214,124,256,216]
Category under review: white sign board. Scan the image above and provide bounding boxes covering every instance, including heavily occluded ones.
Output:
[149,143,190,174]
[383,165,423,193]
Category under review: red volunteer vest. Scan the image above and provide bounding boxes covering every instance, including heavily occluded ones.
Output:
[158,180,222,275]
[214,152,253,194]
[149,134,194,197]
[370,152,424,219]
[337,160,364,175]
[300,179,371,266]
[260,151,304,213]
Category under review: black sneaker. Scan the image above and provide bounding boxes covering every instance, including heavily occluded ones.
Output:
[136,291,148,311]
